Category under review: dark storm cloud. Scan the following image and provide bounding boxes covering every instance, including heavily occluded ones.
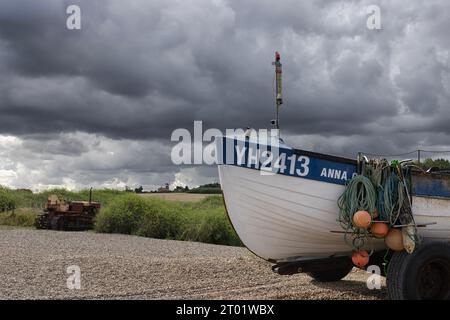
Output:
[21,133,89,156]
[1,0,450,189]
[0,0,387,138]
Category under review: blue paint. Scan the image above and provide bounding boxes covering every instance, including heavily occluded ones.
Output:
[217,137,357,186]
[217,137,450,199]
[412,175,450,199]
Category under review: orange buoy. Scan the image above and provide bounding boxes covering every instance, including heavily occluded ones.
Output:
[353,211,372,229]
[385,228,404,251]
[352,250,370,267]
[371,222,389,238]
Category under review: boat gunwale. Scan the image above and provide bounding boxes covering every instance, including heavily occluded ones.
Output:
[223,136,450,179]
[292,147,357,166]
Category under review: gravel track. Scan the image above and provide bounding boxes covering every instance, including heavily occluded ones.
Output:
[0,229,385,300]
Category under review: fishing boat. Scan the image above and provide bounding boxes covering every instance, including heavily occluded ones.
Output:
[216,53,450,299]
[217,135,450,262]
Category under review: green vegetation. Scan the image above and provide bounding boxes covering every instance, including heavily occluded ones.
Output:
[1,188,125,210]
[0,186,241,247]
[418,158,450,170]
[0,187,17,212]
[95,194,241,246]
[148,183,222,194]
[0,187,125,228]
[187,183,222,194]
[0,208,37,228]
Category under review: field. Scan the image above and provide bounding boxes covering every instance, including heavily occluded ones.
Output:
[138,193,217,202]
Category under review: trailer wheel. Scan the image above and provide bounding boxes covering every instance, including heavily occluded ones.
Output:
[387,241,450,300]
[308,262,354,282]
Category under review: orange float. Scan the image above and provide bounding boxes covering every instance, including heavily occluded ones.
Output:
[352,250,370,267]
[352,211,372,229]
[371,222,389,238]
[385,228,404,251]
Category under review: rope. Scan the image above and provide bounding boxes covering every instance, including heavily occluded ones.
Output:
[338,175,377,229]
[383,172,402,225]
[338,158,420,252]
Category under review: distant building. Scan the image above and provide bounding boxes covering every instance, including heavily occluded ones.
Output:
[157,183,170,193]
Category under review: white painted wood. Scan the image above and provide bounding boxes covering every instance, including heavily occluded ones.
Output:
[412,196,450,241]
[219,165,450,262]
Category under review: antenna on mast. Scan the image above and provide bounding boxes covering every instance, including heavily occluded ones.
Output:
[271,52,283,133]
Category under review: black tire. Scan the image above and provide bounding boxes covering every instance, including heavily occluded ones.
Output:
[56,217,63,230]
[387,241,450,300]
[308,263,354,282]
[59,216,69,231]
[51,216,65,231]
[35,213,49,229]
[35,215,44,229]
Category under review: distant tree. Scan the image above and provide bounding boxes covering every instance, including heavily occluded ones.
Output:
[184,186,189,192]
[17,189,33,194]
[134,186,144,194]
[419,158,450,170]
[174,185,185,192]
[187,182,222,194]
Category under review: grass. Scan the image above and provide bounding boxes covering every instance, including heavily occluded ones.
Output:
[8,188,124,209]
[0,187,242,247]
[0,208,38,228]
[138,193,214,202]
[95,194,242,246]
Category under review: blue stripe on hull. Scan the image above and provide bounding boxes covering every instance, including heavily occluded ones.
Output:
[218,137,357,186]
[218,137,450,199]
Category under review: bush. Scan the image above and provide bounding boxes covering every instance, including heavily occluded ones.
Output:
[188,188,222,194]
[0,209,37,227]
[95,194,148,234]
[180,209,241,246]
[0,187,242,247]
[136,207,180,239]
[418,158,450,170]
[0,187,17,212]
[95,195,242,246]
[187,183,222,194]
[95,195,181,239]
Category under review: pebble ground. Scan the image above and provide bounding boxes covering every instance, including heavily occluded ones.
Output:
[0,229,386,300]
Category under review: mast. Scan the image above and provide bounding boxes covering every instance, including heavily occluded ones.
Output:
[272,52,283,131]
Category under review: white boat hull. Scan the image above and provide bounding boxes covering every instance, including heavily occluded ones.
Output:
[219,164,450,262]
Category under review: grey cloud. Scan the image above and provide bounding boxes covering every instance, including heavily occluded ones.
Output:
[0,0,450,189]
[21,134,89,156]
[0,132,185,190]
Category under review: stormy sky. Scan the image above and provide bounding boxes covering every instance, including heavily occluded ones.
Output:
[0,0,449,191]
